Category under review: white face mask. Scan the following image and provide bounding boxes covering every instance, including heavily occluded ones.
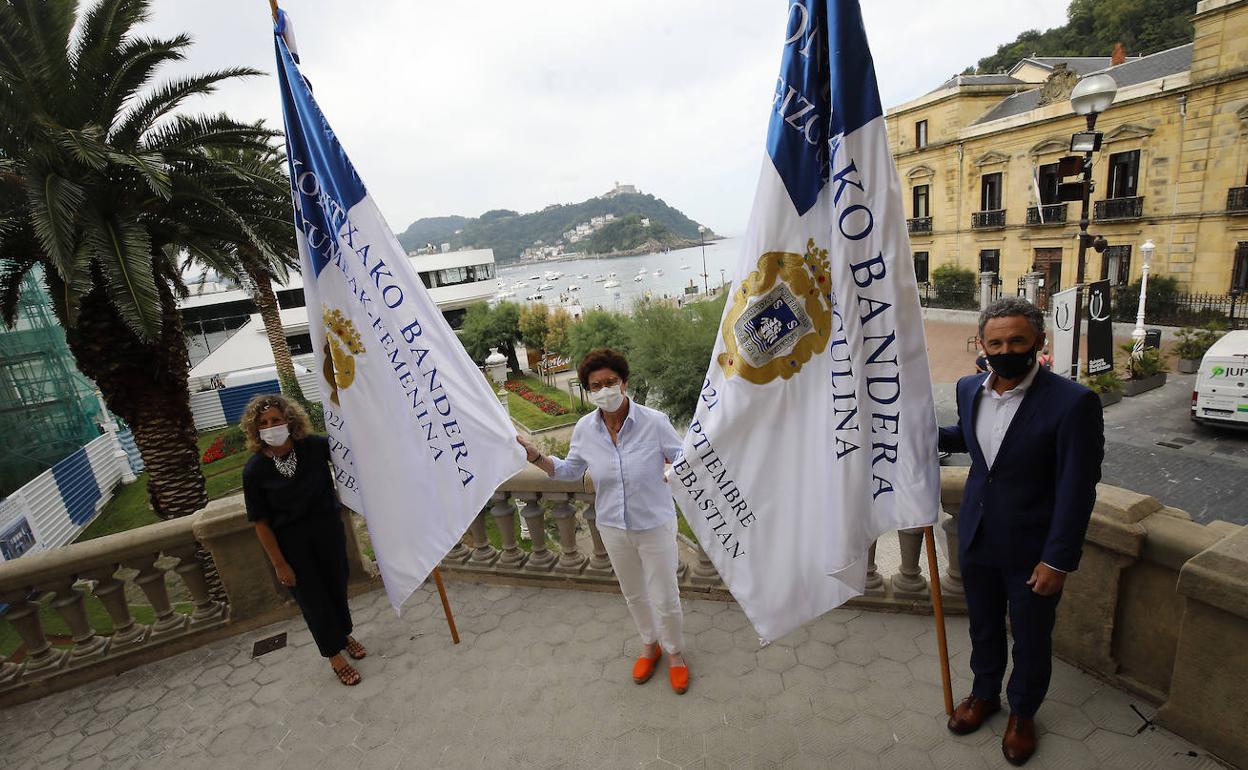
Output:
[589,385,625,413]
[259,424,291,447]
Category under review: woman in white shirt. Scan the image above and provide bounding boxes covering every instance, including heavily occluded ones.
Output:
[517,348,689,694]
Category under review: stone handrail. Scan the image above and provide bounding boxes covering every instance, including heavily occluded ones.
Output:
[1,465,1244,766]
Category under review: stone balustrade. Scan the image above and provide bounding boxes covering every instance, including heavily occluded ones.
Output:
[0,466,1245,765]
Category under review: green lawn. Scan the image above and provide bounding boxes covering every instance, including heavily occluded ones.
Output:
[0,598,194,658]
[507,375,590,431]
[78,428,247,542]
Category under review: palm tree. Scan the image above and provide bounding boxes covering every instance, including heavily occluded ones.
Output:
[0,0,292,518]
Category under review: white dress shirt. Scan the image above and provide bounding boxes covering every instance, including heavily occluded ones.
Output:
[974,360,1065,573]
[550,400,683,530]
[975,360,1040,469]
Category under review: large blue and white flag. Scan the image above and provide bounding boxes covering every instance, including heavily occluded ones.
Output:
[273,11,525,612]
[671,0,940,642]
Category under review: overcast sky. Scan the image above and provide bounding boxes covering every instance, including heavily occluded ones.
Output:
[140,1,1070,236]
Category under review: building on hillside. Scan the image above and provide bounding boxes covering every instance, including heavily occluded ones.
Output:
[602,181,639,198]
[886,0,1248,303]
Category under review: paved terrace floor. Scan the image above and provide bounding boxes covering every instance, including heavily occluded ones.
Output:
[0,582,1225,770]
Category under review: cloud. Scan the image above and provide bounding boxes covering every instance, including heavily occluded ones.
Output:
[141,1,1069,235]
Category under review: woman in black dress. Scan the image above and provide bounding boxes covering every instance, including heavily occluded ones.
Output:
[240,394,367,685]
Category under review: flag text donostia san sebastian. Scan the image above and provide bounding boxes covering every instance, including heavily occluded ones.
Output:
[826,137,902,500]
[292,159,478,487]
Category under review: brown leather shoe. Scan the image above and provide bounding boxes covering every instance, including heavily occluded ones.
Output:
[1002,713,1037,766]
[946,695,1001,735]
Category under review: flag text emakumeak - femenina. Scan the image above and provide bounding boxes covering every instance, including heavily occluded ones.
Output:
[272,10,525,613]
[671,0,940,643]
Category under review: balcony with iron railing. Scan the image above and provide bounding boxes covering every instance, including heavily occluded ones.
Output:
[1094,195,1144,221]
[1228,186,1248,214]
[0,469,1246,766]
[970,209,1005,229]
[906,216,932,235]
[1025,203,1068,226]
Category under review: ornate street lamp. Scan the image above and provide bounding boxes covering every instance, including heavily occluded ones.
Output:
[1064,73,1118,379]
[1132,239,1156,359]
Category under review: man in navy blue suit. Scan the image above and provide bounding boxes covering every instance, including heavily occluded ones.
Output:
[938,297,1104,766]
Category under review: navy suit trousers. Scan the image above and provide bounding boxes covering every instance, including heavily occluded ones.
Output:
[961,559,1062,718]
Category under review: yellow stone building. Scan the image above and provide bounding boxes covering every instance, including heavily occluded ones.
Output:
[886,0,1248,302]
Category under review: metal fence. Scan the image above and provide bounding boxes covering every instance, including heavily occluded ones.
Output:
[918,283,978,310]
[1111,287,1248,329]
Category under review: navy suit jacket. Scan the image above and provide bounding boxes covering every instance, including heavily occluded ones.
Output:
[938,367,1105,572]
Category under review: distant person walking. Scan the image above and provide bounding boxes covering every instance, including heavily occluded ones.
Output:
[240,394,366,686]
[517,348,690,694]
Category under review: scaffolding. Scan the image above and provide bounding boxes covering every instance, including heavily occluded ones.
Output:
[0,267,101,498]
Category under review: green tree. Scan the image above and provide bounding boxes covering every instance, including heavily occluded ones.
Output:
[517,303,550,354]
[458,302,522,373]
[565,309,632,368]
[626,294,726,425]
[546,308,572,359]
[0,0,291,519]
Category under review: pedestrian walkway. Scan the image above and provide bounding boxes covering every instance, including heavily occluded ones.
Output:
[0,582,1221,770]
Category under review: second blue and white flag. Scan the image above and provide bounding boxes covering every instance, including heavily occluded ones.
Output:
[672,0,940,642]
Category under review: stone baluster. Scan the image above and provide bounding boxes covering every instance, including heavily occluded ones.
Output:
[443,522,473,565]
[466,505,500,569]
[578,494,614,578]
[891,527,930,600]
[551,494,587,575]
[940,512,964,598]
[168,544,227,625]
[520,493,556,572]
[83,566,147,647]
[865,540,885,596]
[46,579,109,663]
[492,493,527,570]
[0,592,64,674]
[689,543,722,587]
[124,554,189,638]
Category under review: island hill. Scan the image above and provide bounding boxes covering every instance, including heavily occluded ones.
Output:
[395,183,715,264]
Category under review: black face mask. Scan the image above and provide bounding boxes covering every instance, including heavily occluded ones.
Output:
[986,348,1036,380]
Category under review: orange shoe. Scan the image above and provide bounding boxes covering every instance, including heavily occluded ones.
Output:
[669,661,690,694]
[632,644,662,684]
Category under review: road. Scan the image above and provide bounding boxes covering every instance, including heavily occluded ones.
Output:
[936,371,1248,526]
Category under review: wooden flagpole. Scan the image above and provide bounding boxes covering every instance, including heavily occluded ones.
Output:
[924,525,955,715]
[431,568,461,644]
[266,0,462,648]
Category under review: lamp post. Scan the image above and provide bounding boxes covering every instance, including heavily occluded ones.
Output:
[698,225,708,295]
[1066,72,1118,380]
[1132,239,1155,359]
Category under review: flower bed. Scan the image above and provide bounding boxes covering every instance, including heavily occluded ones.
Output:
[201,428,246,464]
[504,380,570,416]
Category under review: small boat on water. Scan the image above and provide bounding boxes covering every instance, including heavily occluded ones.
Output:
[568,285,581,292]
[607,271,617,278]
[495,290,515,300]
[592,275,606,282]
[525,293,543,301]
[577,274,590,280]
[637,267,647,274]
[537,283,554,291]
[603,280,621,289]
[680,265,690,270]
[633,275,644,282]
[654,268,664,276]
[529,274,541,280]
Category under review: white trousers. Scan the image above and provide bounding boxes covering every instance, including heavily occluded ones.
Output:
[598,520,685,653]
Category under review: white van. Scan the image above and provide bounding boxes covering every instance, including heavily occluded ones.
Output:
[1191,329,1248,428]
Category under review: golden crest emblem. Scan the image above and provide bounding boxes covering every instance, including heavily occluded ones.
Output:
[321,305,366,405]
[717,238,833,384]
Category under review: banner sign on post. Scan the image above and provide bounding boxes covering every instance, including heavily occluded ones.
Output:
[273,11,525,613]
[1085,279,1114,376]
[1049,286,1079,379]
[669,0,940,643]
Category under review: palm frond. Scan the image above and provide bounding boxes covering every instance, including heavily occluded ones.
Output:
[71,0,150,85]
[111,67,262,146]
[23,169,83,275]
[107,150,171,199]
[141,113,276,154]
[80,211,161,339]
[47,123,110,169]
